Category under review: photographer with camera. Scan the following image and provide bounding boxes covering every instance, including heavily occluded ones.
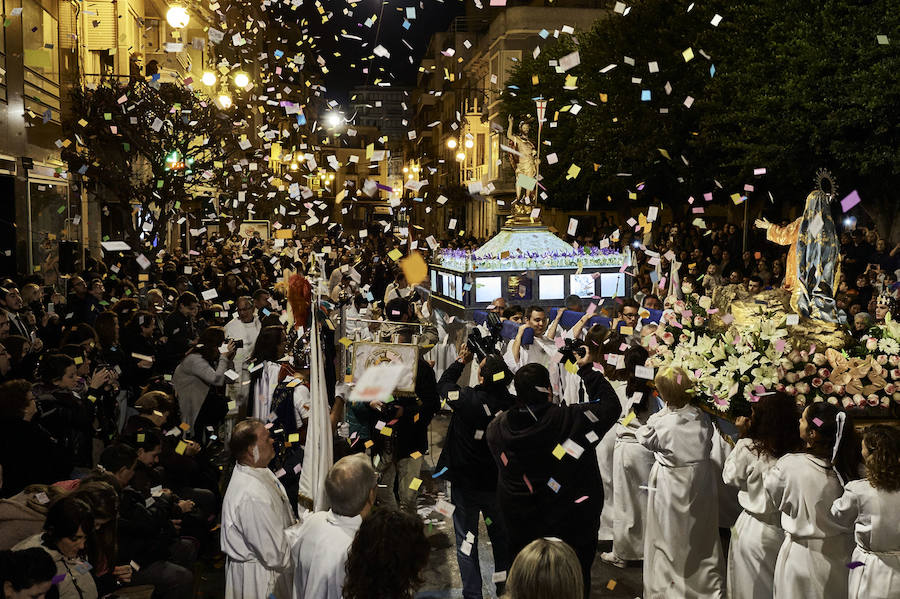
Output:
[436,345,514,599]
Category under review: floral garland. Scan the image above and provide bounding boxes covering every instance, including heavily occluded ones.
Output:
[438,246,623,272]
[648,292,900,419]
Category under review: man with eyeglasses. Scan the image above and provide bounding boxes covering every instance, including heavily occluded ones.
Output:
[613,298,642,344]
[224,296,262,413]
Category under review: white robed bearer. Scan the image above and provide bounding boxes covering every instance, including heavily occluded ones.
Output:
[222,419,302,599]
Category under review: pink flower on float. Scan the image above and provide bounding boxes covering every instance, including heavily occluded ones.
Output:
[785,384,797,396]
[803,364,817,377]
[891,369,900,380]
[893,391,900,403]
[800,350,809,361]
[811,377,824,388]
[866,394,880,406]
[877,354,889,365]
[886,383,897,394]
[818,368,831,379]
[866,337,879,351]
[678,334,690,344]
[880,397,890,408]
[775,383,786,392]
[661,332,675,345]
[826,396,838,405]
[796,394,806,404]
[822,381,835,394]
[795,382,810,395]
[853,394,865,406]
[788,350,803,364]
[812,353,828,366]
[889,355,900,367]
[841,396,854,409]
[833,384,844,395]
[693,316,705,327]
[784,372,799,384]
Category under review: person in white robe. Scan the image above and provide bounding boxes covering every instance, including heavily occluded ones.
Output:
[292,454,377,599]
[763,403,857,599]
[503,306,563,396]
[830,424,900,599]
[222,419,302,599]
[637,366,725,599]
[224,297,262,412]
[602,347,661,566]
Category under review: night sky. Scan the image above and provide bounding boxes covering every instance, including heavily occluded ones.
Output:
[303,0,465,101]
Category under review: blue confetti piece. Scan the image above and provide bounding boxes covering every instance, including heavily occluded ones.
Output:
[539,29,549,39]
[296,113,306,126]
[432,466,448,478]
[710,64,716,77]
[403,20,411,30]
[641,90,651,101]
[274,50,284,58]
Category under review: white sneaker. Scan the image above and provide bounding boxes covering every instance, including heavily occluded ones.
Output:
[600,551,627,568]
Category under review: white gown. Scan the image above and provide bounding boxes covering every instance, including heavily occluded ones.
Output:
[292,510,362,599]
[222,463,301,599]
[638,404,725,598]
[596,379,626,541]
[722,438,784,599]
[764,453,853,599]
[831,479,900,599]
[224,316,262,406]
[612,402,655,559]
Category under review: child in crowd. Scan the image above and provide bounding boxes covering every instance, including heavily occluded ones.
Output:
[831,424,900,599]
[638,366,725,598]
[764,401,860,599]
[601,345,659,567]
[723,392,802,599]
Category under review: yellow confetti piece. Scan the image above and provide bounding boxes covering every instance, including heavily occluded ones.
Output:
[338,337,353,348]
[607,579,617,590]
[566,164,581,179]
[179,422,191,431]
[532,74,539,85]
[552,444,566,460]
[620,326,634,335]
[682,47,695,62]
[137,433,145,443]
[364,440,374,449]
[622,411,636,426]
[380,426,393,436]
[565,360,578,374]
[410,451,423,460]
[564,74,577,88]
[228,400,237,411]
[409,477,423,491]
[175,441,187,455]
[387,248,403,261]
[492,371,505,382]
[289,433,300,443]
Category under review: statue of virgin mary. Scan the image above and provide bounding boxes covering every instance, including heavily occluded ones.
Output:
[755,170,842,322]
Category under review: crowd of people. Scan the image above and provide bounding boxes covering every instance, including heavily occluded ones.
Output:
[0,215,898,599]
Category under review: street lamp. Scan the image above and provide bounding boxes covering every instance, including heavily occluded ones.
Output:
[455,152,466,162]
[201,71,216,86]
[446,138,458,149]
[325,112,342,128]
[464,138,474,149]
[217,93,232,109]
[233,72,250,88]
[166,5,190,29]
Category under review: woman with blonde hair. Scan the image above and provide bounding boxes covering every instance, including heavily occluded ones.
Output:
[504,538,583,599]
[637,366,725,598]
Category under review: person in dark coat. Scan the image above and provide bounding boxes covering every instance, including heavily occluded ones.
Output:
[437,347,515,599]
[0,380,71,498]
[486,361,620,598]
[159,292,199,372]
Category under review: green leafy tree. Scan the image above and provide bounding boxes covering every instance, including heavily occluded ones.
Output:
[63,79,250,251]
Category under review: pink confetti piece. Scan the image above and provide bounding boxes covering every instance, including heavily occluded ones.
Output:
[574,495,589,504]
[813,417,824,427]
[775,339,786,353]
[753,167,767,175]
[523,474,533,494]
[500,452,508,466]
[840,190,861,213]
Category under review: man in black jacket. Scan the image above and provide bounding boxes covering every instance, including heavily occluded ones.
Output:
[486,361,619,598]
[159,292,199,372]
[437,346,514,599]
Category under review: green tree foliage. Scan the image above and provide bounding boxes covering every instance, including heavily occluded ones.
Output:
[501,0,899,237]
[63,79,249,250]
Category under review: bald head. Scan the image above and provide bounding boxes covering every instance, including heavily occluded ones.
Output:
[325,454,377,517]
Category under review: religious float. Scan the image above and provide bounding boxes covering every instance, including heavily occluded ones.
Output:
[649,173,900,422]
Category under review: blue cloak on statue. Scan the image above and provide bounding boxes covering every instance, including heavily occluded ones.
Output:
[794,190,841,322]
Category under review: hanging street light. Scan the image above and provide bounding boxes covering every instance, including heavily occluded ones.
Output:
[201,71,216,86]
[446,138,458,149]
[166,5,190,29]
[233,72,250,88]
[217,93,232,109]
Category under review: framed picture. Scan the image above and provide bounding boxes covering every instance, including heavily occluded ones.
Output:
[239,220,271,240]
[351,342,419,395]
